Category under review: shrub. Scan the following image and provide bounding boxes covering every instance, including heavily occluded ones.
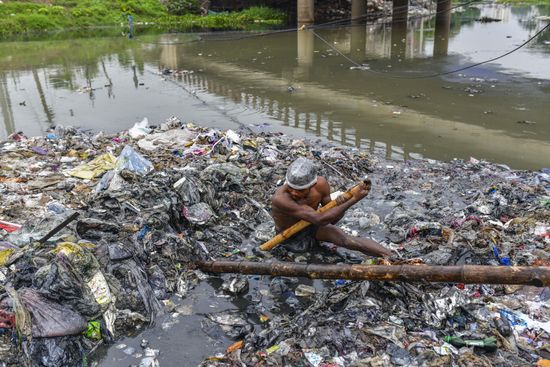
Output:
[166,0,201,16]
[117,0,167,17]
[239,6,285,21]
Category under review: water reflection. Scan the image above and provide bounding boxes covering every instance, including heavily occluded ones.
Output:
[433,0,452,57]
[0,73,15,137]
[0,4,549,169]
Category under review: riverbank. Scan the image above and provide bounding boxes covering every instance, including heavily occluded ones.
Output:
[0,117,548,366]
[0,1,285,39]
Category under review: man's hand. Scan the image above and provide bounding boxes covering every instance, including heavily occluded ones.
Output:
[352,182,370,202]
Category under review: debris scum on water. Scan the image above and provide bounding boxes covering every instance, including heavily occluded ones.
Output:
[0,117,549,367]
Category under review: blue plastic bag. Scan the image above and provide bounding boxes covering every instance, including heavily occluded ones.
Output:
[116,145,153,175]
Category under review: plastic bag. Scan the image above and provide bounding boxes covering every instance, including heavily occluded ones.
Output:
[6,211,78,247]
[116,145,154,176]
[129,118,151,139]
[33,262,101,318]
[285,157,317,189]
[28,336,84,367]
[0,242,18,266]
[19,288,87,337]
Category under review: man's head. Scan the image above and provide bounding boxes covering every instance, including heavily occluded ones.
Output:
[285,157,317,200]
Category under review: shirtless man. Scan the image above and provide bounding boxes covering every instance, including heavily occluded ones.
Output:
[271,157,393,257]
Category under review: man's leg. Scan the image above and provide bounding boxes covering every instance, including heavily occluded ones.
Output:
[315,225,392,257]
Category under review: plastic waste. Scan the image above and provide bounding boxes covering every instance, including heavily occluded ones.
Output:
[69,153,117,180]
[220,276,249,295]
[0,220,21,233]
[285,157,318,189]
[129,118,151,139]
[183,202,215,225]
[18,288,88,337]
[444,336,497,352]
[1,118,549,367]
[494,316,512,336]
[84,321,102,340]
[28,336,85,367]
[0,241,18,266]
[115,145,154,175]
[295,284,316,297]
[492,244,511,265]
[7,211,78,247]
[206,310,252,339]
[408,222,443,238]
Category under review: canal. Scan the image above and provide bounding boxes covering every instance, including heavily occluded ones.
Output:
[1,4,549,169]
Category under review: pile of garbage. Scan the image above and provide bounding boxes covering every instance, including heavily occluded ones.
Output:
[0,117,548,367]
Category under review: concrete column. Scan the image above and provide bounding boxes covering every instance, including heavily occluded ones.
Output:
[298,0,314,27]
[391,0,408,60]
[296,29,315,79]
[350,25,367,60]
[351,0,367,24]
[434,0,452,57]
[0,72,15,139]
[392,0,409,22]
[391,22,407,60]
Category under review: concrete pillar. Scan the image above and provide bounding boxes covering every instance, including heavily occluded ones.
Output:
[298,0,314,27]
[391,22,407,60]
[0,72,15,139]
[296,29,315,79]
[351,0,367,24]
[350,25,367,60]
[392,0,408,22]
[391,0,408,60]
[434,0,452,57]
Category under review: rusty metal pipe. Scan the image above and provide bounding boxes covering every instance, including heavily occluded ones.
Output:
[197,260,550,287]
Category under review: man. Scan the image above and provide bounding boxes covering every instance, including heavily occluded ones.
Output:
[271,157,392,257]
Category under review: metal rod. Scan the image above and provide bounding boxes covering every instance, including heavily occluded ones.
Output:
[38,212,80,244]
[197,260,550,287]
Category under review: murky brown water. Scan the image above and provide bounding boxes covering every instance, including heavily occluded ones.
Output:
[1,4,549,169]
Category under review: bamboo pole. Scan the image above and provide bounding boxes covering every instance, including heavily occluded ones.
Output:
[197,260,550,287]
[260,177,371,251]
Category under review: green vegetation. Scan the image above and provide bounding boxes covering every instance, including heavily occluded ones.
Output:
[166,0,201,15]
[0,1,286,39]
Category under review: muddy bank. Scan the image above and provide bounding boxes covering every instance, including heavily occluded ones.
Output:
[0,118,549,366]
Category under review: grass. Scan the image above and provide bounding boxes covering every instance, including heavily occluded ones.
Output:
[0,1,286,39]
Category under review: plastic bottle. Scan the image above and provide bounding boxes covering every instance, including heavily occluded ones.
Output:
[443,336,497,352]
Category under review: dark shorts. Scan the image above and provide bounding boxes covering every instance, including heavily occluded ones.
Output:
[279,225,319,253]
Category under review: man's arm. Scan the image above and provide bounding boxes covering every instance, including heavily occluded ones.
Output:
[273,184,369,227]
[319,178,346,224]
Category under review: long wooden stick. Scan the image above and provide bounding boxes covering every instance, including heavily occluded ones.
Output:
[260,177,371,251]
[197,260,550,287]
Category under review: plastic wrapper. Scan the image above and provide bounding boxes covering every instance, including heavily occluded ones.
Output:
[69,153,117,180]
[285,157,318,189]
